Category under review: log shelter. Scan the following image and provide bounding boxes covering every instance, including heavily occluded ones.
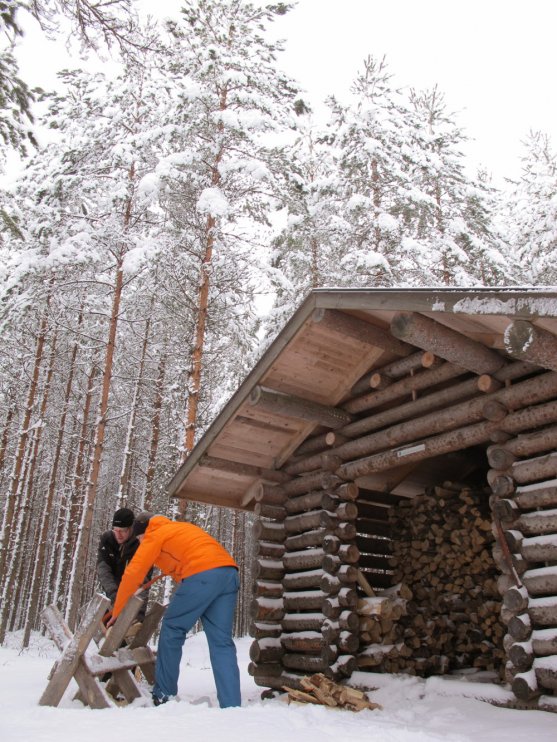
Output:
[166,288,557,710]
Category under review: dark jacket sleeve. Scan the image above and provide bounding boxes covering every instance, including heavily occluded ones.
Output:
[97,533,119,603]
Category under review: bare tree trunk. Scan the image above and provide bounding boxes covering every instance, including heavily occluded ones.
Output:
[144,351,167,510]
[182,86,228,464]
[0,403,15,480]
[0,331,57,643]
[23,319,82,647]
[65,157,137,626]
[117,314,151,504]
[0,304,50,591]
[66,262,124,628]
[50,360,98,610]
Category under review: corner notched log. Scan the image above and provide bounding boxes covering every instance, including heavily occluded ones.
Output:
[504,320,557,372]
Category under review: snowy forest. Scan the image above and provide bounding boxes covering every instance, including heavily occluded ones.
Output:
[0,0,556,648]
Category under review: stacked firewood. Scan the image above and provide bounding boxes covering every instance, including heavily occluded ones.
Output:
[356,584,412,671]
[361,482,505,677]
[283,673,381,712]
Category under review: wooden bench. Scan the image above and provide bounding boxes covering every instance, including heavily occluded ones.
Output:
[39,592,166,708]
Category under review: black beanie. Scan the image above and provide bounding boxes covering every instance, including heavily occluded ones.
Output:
[132,511,153,538]
[112,507,135,528]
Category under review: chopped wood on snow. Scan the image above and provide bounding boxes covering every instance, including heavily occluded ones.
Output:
[282,673,381,712]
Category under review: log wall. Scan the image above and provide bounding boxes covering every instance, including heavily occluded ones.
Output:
[247,312,557,706]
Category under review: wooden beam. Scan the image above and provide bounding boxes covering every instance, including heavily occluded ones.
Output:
[198,455,291,483]
[343,362,467,415]
[504,320,557,371]
[391,311,505,374]
[337,392,557,481]
[249,386,353,429]
[311,308,412,356]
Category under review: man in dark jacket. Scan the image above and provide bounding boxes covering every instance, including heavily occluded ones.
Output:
[97,507,150,620]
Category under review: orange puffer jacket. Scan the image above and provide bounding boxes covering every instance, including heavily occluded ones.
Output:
[112,515,237,617]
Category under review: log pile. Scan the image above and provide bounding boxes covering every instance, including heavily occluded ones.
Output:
[283,673,382,712]
[358,483,505,677]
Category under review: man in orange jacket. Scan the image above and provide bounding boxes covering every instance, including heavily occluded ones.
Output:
[111,511,241,708]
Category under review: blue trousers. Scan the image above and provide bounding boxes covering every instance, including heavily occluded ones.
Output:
[153,566,241,708]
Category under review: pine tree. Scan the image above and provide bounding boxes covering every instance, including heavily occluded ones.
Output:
[146,0,304,464]
[503,131,557,284]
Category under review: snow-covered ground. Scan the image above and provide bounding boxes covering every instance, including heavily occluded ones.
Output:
[1,630,556,742]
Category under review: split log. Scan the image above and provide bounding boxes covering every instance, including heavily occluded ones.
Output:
[503,586,529,613]
[85,647,154,677]
[335,522,358,540]
[509,638,557,672]
[508,613,532,641]
[390,311,505,374]
[517,534,557,564]
[284,490,329,514]
[481,400,509,422]
[528,596,557,627]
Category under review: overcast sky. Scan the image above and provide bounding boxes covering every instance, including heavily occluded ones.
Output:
[269,0,557,183]
[13,0,557,184]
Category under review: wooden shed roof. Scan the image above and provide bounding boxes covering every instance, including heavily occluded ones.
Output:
[166,287,557,510]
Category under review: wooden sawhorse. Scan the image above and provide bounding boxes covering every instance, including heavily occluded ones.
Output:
[39,592,166,708]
